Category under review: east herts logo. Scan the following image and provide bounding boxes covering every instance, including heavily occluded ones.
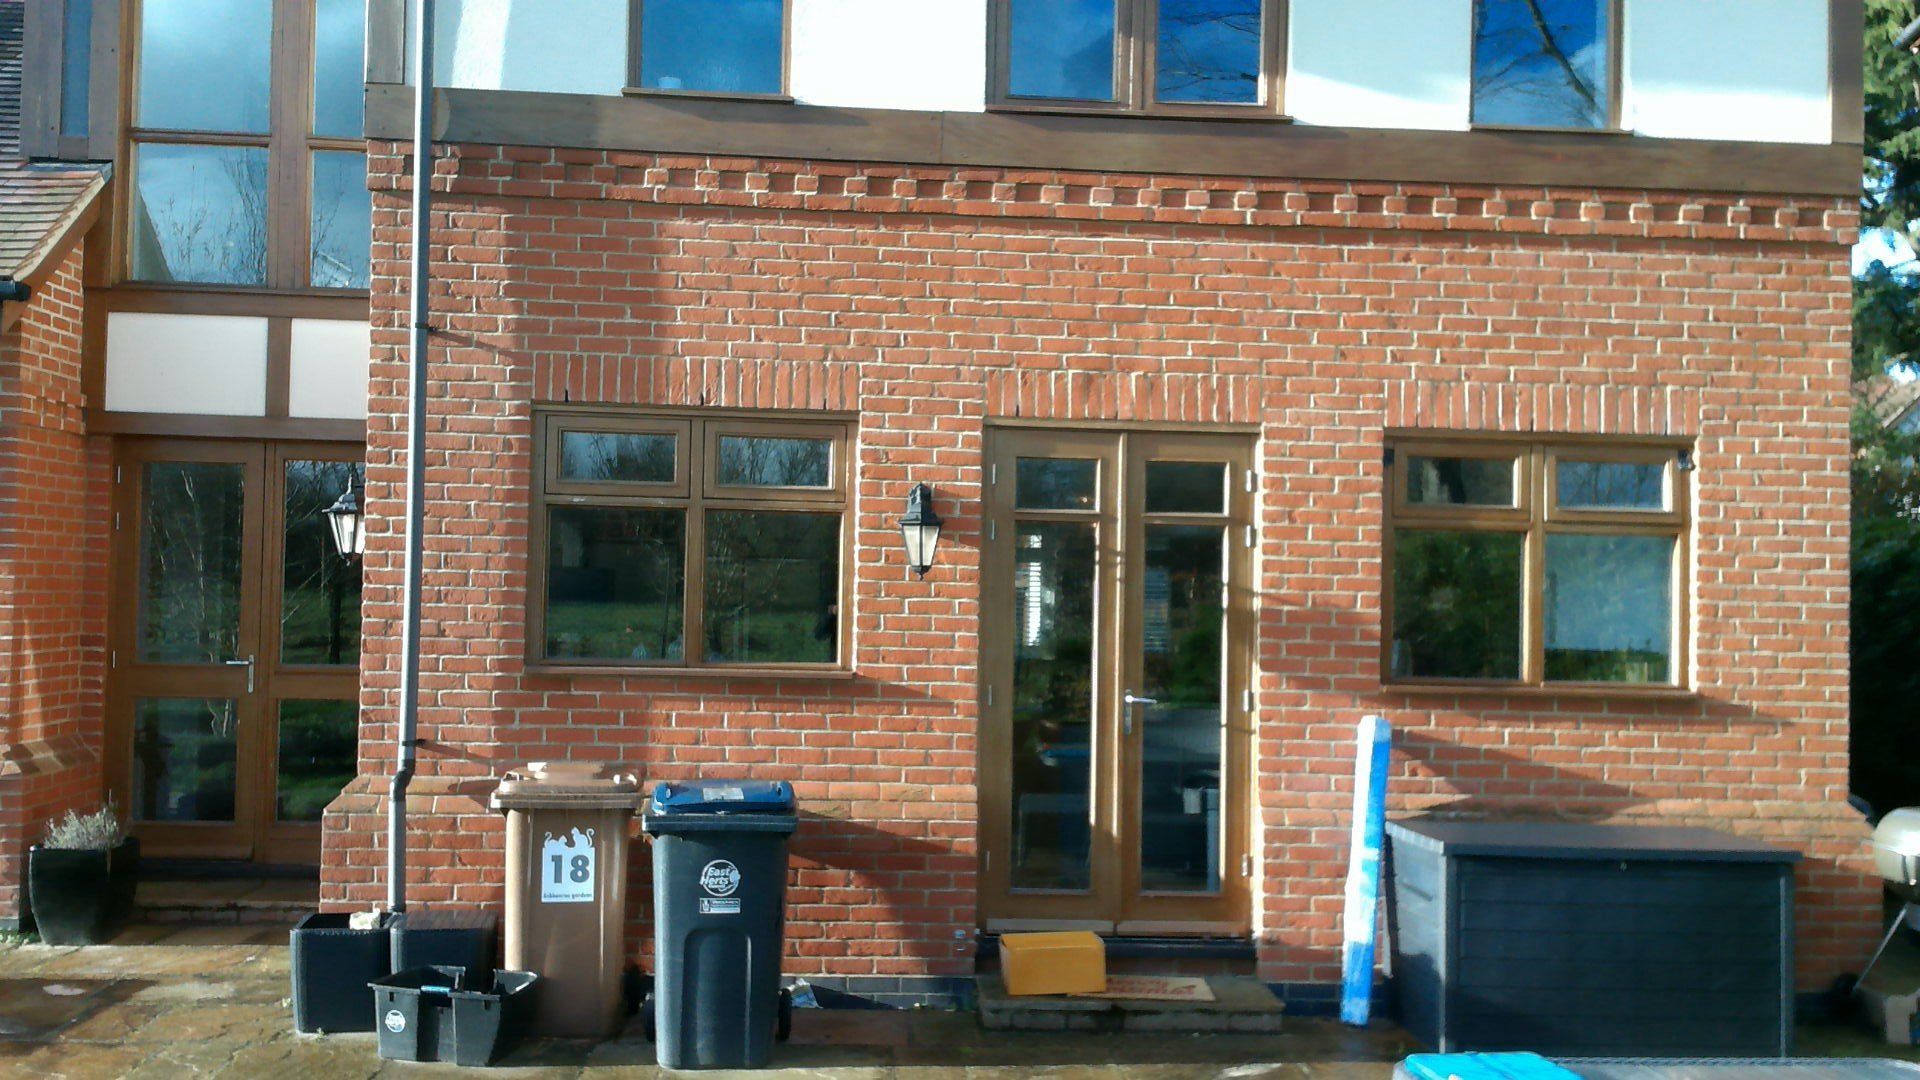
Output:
[384,1009,407,1034]
[699,860,741,897]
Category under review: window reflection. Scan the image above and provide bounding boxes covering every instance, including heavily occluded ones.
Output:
[638,0,783,94]
[1011,523,1096,890]
[139,461,246,664]
[1390,529,1525,680]
[276,699,357,822]
[545,507,686,662]
[1009,0,1117,101]
[133,698,238,823]
[282,460,363,666]
[312,0,367,138]
[703,511,839,664]
[1139,526,1225,892]
[137,0,272,133]
[1471,0,1610,129]
[310,151,371,290]
[1155,0,1261,104]
[1545,534,1673,683]
[129,144,270,286]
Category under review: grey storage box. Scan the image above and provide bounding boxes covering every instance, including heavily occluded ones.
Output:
[1387,819,1799,1057]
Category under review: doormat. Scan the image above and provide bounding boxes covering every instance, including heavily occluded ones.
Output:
[1072,975,1216,1003]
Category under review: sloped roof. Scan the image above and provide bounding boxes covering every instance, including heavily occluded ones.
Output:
[1858,374,1920,431]
[0,0,105,281]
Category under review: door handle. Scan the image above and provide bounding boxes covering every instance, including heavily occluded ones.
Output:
[225,655,255,695]
[1122,691,1157,736]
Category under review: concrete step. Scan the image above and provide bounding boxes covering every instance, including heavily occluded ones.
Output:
[976,974,1284,1033]
[134,878,316,926]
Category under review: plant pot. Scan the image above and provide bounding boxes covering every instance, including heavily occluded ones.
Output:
[28,837,139,946]
[291,911,394,1033]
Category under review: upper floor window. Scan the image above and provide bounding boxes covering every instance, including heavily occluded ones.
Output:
[993,0,1283,116]
[1471,0,1617,130]
[128,0,369,290]
[633,0,786,97]
[1385,437,1689,690]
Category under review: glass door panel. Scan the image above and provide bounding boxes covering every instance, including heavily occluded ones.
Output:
[1135,524,1226,893]
[274,699,357,823]
[131,697,239,822]
[137,461,246,663]
[1010,522,1099,891]
[279,459,363,666]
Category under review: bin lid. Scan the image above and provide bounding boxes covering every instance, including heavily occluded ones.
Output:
[489,762,644,811]
[648,779,793,816]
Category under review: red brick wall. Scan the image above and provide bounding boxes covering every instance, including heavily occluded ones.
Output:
[323,145,1874,993]
[0,240,109,923]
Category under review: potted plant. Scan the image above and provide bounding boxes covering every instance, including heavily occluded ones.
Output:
[28,802,138,945]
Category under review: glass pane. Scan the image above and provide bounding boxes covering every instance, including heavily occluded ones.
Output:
[1557,460,1666,510]
[1138,526,1225,892]
[1146,461,1225,514]
[1011,523,1096,890]
[1472,0,1610,129]
[1009,0,1117,101]
[1406,455,1516,507]
[638,0,783,94]
[277,700,357,822]
[59,0,91,138]
[129,143,270,286]
[559,431,676,484]
[1390,529,1524,680]
[545,507,686,662]
[137,0,271,132]
[1016,458,1097,510]
[313,0,367,138]
[139,461,245,664]
[132,698,237,822]
[1155,0,1261,105]
[704,511,839,664]
[715,436,831,488]
[1545,534,1674,683]
[282,460,363,665]
[311,151,371,290]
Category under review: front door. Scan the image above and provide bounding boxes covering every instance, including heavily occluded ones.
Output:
[980,428,1254,935]
[106,439,363,864]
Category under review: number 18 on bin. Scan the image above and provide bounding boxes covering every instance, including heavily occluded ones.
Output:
[540,828,596,903]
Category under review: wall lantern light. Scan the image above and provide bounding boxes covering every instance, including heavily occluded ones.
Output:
[324,484,366,560]
[898,482,943,578]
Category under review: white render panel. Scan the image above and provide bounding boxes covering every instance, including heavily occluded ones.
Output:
[411,0,628,96]
[1624,0,1829,144]
[1286,0,1472,130]
[289,320,373,421]
[789,0,988,112]
[104,313,268,416]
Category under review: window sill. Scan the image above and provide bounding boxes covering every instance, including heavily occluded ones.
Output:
[111,281,372,300]
[525,662,856,682]
[987,101,1293,125]
[621,86,795,105]
[1470,123,1632,137]
[1380,681,1698,702]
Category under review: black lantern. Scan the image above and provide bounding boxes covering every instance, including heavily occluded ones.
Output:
[898,482,943,578]
[324,484,365,559]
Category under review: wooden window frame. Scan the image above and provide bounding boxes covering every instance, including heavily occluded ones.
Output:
[1468,0,1626,135]
[623,0,795,103]
[120,0,369,294]
[24,0,123,160]
[529,407,854,677]
[1383,434,1692,694]
[987,0,1288,120]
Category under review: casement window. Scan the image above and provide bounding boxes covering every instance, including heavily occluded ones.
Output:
[531,410,851,671]
[991,0,1285,117]
[1471,0,1620,130]
[1384,438,1690,690]
[630,0,789,98]
[127,0,369,289]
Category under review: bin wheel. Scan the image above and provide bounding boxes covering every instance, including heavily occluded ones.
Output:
[776,987,793,1043]
[639,993,655,1043]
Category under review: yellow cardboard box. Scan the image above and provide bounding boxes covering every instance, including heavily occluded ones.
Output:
[999,931,1107,996]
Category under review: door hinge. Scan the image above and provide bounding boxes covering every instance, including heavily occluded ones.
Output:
[1243,524,1254,548]
[1244,468,1255,493]
[1242,854,1254,877]
[109,650,117,670]
[1242,689,1254,713]
[985,684,994,708]
[114,465,122,484]
[989,463,998,486]
[988,520,996,541]
[984,850,992,872]
[113,511,120,531]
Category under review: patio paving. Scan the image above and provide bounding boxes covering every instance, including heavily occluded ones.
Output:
[0,927,1420,1078]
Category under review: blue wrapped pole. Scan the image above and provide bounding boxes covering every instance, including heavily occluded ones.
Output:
[1339,713,1392,1026]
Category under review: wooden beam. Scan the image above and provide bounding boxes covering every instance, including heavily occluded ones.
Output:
[1831,0,1866,146]
[366,83,1860,198]
[84,410,365,442]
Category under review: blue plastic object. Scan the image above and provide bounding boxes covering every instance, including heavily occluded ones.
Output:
[649,779,794,815]
[1400,1053,1582,1080]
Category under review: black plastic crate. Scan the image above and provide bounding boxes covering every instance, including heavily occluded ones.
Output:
[391,908,499,990]
[370,965,538,1067]
[290,912,393,1033]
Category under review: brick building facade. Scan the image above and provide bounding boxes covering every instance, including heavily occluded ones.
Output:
[315,141,1875,1004]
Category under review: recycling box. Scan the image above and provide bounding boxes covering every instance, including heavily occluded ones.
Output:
[490,761,645,1038]
[644,779,797,1070]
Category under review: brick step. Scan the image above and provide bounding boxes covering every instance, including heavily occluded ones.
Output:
[133,878,316,926]
[976,974,1284,1033]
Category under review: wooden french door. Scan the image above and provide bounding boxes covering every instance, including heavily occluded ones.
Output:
[979,427,1255,935]
[105,439,363,864]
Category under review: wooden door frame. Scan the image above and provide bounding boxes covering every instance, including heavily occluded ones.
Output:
[978,426,1255,936]
[106,437,363,864]
[106,438,269,860]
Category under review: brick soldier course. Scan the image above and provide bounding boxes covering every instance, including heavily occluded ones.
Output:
[317,143,1874,1005]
